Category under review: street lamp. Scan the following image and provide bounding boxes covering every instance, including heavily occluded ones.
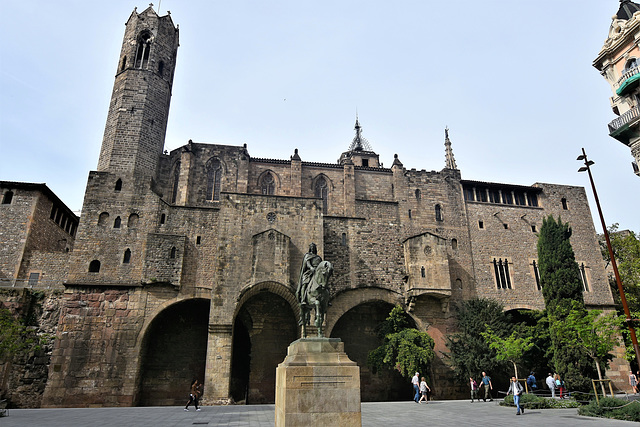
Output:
[577,147,640,370]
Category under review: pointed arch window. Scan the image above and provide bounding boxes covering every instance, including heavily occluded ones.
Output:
[170,246,177,259]
[171,162,180,204]
[114,216,122,228]
[315,176,328,214]
[134,31,152,69]
[115,179,122,191]
[206,158,222,201]
[260,172,275,195]
[123,249,131,264]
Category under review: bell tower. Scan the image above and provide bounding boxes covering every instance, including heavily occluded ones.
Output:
[97,5,179,179]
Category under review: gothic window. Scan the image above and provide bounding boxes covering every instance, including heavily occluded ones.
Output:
[2,191,13,204]
[561,198,568,210]
[114,216,121,229]
[89,260,101,273]
[128,213,139,228]
[415,189,421,200]
[493,258,512,289]
[260,172,275,195]
[171,162,180,204]
[123,249,131,264]
[115,179,122,191]
[206,158,222,201]
[532,260,541,291]
[435,204,443,222]
[134,31,152,69]
[315,176,328,214]
[579,262,589,292]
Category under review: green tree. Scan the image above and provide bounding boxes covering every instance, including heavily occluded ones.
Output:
[602,225,640,312]
[367,305,435,378]
[481,326,534,380]
[553,302,622,396]
[444,298,512,382]
[538,215,597,391]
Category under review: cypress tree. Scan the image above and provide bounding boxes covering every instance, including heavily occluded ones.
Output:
[537,215,595,391]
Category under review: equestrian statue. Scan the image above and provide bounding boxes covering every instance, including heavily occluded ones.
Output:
[295,243,333,338]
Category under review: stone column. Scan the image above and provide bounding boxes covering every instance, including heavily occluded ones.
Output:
[203,323,233,404]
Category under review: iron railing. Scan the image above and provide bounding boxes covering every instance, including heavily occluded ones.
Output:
[608,107,640,133]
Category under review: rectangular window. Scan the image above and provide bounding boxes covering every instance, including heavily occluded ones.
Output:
[503,192,513,205]
[514,192,526,206]
[493,258,512,289]
[28,272,40,287]
[489,189,501,204]
[579,262,589,292]
[464,187,475,201]
[528,193,538,207]
[475,188,487,202]
[532,260,541,291]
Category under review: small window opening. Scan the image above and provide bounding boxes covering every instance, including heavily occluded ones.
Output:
[89,260,101,273]
[160,213,166,225]
[451,238,458,250]
[196,236,201,245]
[2,191,13,204]
[170,247,177,259]
[478,220,484,229]
[115,179,122,191]
[28,272,40,287]
[408,209,412,219]
[341,233,347,246]
[120,56,127,71]
[561,198,568,210]
[503,223,508,229]
[158,60,164,76]
[421,266,426,278]
[531,225,537,232]
[435,204,443,221]
[362,159,369,167]
[98,212,109,226]
[128,213,139,228]
[123,249,131,264]
[114,216,121,228]
[415,189,421,200]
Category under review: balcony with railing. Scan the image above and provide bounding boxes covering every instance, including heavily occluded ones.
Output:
[616,66,640,96]
[608,107,640,138]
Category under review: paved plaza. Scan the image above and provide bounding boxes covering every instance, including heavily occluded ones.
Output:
[1,400,636,427]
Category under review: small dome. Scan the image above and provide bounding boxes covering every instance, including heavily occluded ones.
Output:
[617,0,640,20]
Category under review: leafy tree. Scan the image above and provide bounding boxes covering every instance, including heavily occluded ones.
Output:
[552,302,622,396]
[602,225,640,312]
[537,215,597,391]
[444,298,512,382]
[481,326,534,380]
[367,305,435,379]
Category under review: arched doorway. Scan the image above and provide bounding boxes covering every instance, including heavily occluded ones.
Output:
[230,292,297,404]
[138,298,210,406]
[330,300,414,401]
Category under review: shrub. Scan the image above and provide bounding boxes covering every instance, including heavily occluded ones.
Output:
[578,397,640,422]
[501,393,580,409]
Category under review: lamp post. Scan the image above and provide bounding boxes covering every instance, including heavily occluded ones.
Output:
[577,147,640,370]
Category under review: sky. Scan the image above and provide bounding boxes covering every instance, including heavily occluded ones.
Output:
[1,1,638,233]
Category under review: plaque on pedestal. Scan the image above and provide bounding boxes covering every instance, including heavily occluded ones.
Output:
[275,337,361,427]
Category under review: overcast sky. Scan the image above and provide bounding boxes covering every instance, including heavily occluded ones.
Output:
[1,1,638,233]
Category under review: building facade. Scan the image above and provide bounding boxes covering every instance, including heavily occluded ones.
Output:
[0,6,622,407]
[594,0,640,176]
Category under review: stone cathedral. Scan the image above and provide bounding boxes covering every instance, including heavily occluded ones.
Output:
[0,6,623,407]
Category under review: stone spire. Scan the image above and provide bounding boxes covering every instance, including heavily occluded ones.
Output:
[444,127,458,170]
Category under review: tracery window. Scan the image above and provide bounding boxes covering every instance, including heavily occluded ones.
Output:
[206,158,222,201]
[493,258,512,289]
[134,31,152,69]
[315,176,328,214]
[260,172,275,195]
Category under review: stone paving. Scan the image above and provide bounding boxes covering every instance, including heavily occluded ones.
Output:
[1,400,637,426]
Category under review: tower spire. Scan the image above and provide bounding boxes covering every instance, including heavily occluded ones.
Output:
[444,127,458,170]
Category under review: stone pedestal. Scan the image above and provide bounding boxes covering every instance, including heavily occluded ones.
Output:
[275,338,361,427]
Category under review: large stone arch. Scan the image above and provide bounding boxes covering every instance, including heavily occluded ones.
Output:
[136,298,210,406]
[230,282,298,404]
[327,288,414,402]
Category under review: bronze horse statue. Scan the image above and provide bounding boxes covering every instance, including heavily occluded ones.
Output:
[299,260,333,338]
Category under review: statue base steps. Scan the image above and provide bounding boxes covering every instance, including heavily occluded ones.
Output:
[275,337,361,427]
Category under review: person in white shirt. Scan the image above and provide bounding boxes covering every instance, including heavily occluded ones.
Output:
[507,376,524,415]
[418,377,431,403]
[545,373,556,398]
[411,372,420,403]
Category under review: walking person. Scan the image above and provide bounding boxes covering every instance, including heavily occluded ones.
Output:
[185,379,202,411]
[545,373,556,398]
[507,376,525,415]
[411,372,420,403]
[555,374,565,399]
[418,377,431,403]
[480,371,493,402]
[630,370,638,394]
[469,377,479,403]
